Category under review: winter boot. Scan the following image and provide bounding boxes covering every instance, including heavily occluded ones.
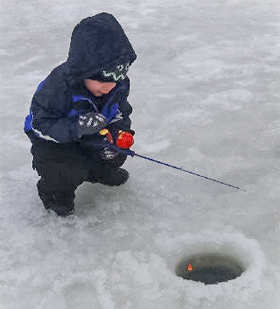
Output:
[37,180,75,217]
[98,167,129,186]
[47,198,75,217]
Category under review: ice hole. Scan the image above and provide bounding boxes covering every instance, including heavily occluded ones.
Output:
[175,252,245,285]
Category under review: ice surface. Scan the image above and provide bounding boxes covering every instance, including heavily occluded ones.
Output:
[0,0,280,309]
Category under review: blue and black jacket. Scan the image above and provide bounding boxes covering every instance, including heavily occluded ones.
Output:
[24,13,137,147]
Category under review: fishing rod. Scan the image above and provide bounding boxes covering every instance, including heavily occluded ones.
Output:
[104,141,246,192]
[132,152,246,192]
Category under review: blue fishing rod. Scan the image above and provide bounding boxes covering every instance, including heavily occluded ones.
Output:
[105,141,246,192]
[133,152,245,192]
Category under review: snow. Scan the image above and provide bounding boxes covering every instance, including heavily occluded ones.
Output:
[0,0,280,308]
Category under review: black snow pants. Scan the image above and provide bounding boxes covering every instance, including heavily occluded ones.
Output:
[27,132,126,209]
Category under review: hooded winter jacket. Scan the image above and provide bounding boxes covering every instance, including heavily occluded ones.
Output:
[24,13,137,145]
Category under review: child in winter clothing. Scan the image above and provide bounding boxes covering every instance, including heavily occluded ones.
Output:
[24,13,137,217]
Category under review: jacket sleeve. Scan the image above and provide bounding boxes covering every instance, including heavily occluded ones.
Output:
[31,82,77,144]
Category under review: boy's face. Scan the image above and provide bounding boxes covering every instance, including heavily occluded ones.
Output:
[84,79,116,97]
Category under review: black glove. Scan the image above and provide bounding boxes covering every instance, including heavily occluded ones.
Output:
[100,146,119,160]
[99,130,119,160]
[76,112,107,138]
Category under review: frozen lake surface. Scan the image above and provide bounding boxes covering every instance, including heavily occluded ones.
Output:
[0,1,280,308]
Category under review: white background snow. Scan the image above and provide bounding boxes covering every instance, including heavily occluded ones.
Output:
[0,0,279,308]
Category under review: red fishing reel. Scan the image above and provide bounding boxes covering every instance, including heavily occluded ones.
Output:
[116,130,134,149]
[99,129,134,149]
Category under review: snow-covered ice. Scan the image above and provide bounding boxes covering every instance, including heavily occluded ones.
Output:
[0,0,280,308]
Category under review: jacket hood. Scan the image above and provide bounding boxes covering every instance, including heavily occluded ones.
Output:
[66,13,137,85]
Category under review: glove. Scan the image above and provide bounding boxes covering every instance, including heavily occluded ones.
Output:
[116,130,134,149]
[76,112,107,138]
[99,129,134,160]
[99,129,118,160]
[100,147,119,160]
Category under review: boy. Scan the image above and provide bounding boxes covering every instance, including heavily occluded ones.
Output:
[24,13,137,217]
